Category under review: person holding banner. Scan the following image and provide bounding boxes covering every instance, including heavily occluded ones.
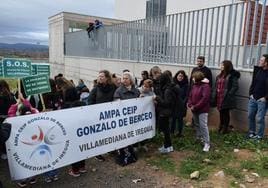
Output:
[114,71,140,166]
[89,70,117,161]
[38,79,63,112]
[8,93,38,187]
[60,81,87,177]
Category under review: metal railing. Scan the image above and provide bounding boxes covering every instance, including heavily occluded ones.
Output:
[65,0,268,69]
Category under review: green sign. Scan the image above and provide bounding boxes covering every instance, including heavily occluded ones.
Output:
[37,64,50,76]
[0,61,3,77]
[3,58,31,78]
[31,63,50,76]
[31,64,37,75]
[22,74,51,96]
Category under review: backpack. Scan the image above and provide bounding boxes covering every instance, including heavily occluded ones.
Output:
[116,146,137,166]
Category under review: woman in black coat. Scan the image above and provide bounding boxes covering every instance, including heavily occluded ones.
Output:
[212,60,240,134]
[155,72,182,153]
[171,70,189,136]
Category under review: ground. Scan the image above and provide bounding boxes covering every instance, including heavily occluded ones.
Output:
[1,127,268,188]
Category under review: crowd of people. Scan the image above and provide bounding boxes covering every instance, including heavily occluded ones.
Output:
[0,54,268,187]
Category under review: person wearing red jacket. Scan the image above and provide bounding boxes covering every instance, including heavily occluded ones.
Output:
[188,71,211,152]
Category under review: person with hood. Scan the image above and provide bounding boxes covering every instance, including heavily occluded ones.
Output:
[188,71,211,152]
[155,72,183,153]
[212,60,240,134]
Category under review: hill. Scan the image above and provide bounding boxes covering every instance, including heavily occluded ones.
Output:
[0,43,48,51]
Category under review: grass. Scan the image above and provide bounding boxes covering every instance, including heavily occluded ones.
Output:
[149,125,268,183]
[148,155,177,175]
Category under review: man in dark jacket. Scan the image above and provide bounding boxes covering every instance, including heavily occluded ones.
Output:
[190,56,213,87]
[248,54,268,139]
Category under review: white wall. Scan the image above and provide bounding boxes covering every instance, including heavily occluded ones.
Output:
[115,0,238,20]
[167,0,236,15]
[115,0,147,21]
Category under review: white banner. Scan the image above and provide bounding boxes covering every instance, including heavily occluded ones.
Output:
[5,97,155,180]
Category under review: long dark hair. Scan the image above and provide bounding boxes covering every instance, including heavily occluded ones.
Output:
[219,60,233,78]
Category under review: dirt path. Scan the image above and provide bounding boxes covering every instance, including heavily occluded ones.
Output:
[1,147,268,187]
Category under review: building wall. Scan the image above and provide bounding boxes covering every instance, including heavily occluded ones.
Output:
[115,0,146,21]
[115,0,238,20]
[49,12,124,76]
[49,13,65,75]
[167,0,235,15]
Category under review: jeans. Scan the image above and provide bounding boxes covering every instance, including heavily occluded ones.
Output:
[248,98,268,138]
[192,112,210,144]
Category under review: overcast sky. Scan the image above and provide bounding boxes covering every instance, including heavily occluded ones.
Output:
[0,0,115,45]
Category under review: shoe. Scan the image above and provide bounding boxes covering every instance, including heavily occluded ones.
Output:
[53,175,59,181]
[29,178,37,184]
[158,145,165,151]
[203,143,210,152]
[247,133,255,139]
[253,135,262,140]
[44,177,52,183]
[159,146,174,154]
[68,169,80,177]
[17,181,27,188]
[1,154,7,160]
[79,167,87,174]
[95,155,105,162]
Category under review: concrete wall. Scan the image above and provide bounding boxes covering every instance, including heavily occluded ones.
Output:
[115,0,240,20]
[115,0,146,21]
[55,56,267,133]
[49,12,124,76]
[167,0,235,15]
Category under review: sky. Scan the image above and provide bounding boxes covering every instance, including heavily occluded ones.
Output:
[0,0,115,45]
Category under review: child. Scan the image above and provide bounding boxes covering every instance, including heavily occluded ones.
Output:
[139,79,155,97]
[188,71,211,152]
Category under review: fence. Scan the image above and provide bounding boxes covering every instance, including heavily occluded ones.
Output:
[65,0,268,69]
